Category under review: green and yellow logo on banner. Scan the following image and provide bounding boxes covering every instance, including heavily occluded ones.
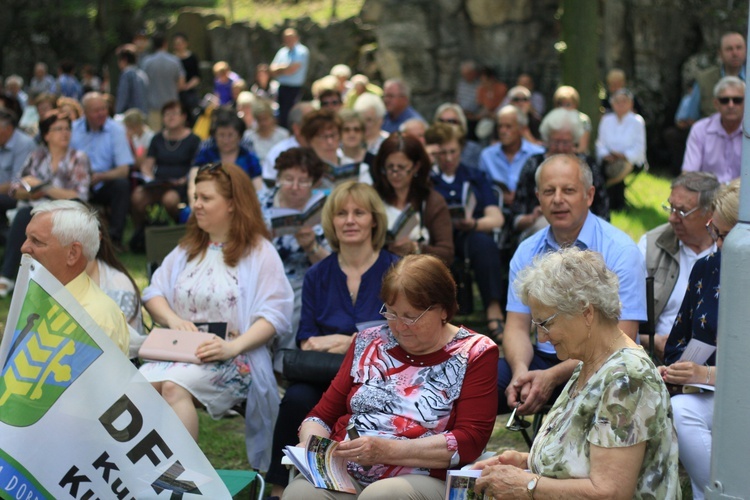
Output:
[0,281,101,426]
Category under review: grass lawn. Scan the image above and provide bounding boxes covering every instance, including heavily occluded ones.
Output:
[0,170,681,498]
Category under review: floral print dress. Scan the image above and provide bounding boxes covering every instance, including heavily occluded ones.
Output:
[528,347,681,499]
[139,243,251,418]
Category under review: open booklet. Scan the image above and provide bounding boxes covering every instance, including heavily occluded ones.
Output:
[447,182,478,221]
[386,205,419,244]
[323,162,360,185]
[679,338,717,392]
[283,435,358,494]
[267,191,327,236]
[445,470,493,500]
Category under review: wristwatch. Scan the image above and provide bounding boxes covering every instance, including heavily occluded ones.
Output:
[526,474,541,499]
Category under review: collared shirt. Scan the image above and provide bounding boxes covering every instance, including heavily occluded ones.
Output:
[57,74,82,100]
[595,111,646,165]
[381,106,425,134]
[478,139,546,192]
[70,117,134,177]
[0,129,36,184]
[456,79,481,114]
[638,233,715,335]
[65,271,130,355]
[115,65,149,114]
[507,211,646,354]
[682,112,742,183]
[272,43,310,87]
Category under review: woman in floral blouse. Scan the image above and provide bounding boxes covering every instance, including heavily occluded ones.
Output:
[474,248,680,499]
[0,110,90,297]
[660,179,739,500]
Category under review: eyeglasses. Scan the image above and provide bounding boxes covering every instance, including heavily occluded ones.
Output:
[342,126,363,133]
[717,96,744,105]
[278,178,313,188]
[321,100,342,107]
[437,117,460,125]
[382,163,415,175]
[379,303,432,326]
[531,312,559,335]
[661,202,699,219]
[511,96,530,103]
[315,132,339,143]
[505,402,531,431]
[706,218,730,243]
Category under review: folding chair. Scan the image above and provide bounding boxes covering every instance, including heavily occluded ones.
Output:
[216,469,265,499]
[144,225,187,280]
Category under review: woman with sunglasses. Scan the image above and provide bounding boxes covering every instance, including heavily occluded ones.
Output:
[139,162,294,471]
[433,102,483,170]
[659,179,739,500]
[259,147,331,371]
[371,133,454,265]
[266,181,399,498]
[338,109,373,167]
[474,248,680,499]
[283,254,498,499]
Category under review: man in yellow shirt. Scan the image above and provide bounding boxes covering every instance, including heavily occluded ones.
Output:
[21,200,130,355]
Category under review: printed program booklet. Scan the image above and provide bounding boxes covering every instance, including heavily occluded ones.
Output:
[679,338,717,392]
[445,470,493,499]
[283,434,358,493]
[386,205,419,244]
[267,191,327,236]
[447,182,477,221]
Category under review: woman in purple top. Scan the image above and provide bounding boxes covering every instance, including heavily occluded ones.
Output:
[266,181,399,498]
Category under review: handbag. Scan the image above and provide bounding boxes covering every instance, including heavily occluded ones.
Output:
[281,349,345,385]
[138,328,215,364]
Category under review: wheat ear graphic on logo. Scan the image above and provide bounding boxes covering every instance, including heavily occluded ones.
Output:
[0,284,102,427]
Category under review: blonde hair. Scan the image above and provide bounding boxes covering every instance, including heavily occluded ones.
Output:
[321,181,388,253]
[712,179,741,228]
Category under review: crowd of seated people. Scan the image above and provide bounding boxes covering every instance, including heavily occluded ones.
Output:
[3,28,747,499]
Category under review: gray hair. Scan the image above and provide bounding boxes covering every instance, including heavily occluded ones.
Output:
[399,117,428,134]
[507,85,531,99]
[81,91,106,109]
[539,108,584,142]
[353,92,386,118]
[609,88,634,104]
[515,247,622,323]
[671,172,720,213]
[288,101,314,127]
[384,78,410,100]
[330,64,352,79]
[5,75,23,88]
[497,104,528,128]
[535,154,593,192]
[713,76,745,97]
[433,102,468,133]
[251,97,274,117]
[31,200,100,261]
[338,108,365,128]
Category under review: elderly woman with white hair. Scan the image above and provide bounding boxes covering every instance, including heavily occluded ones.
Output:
[474,247,681,499]
[433,102,483,169]
[510,108,610,240]
[353,92,389,155]
[505,85,543,145]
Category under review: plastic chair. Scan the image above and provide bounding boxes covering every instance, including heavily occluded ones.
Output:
[216,469,265,499]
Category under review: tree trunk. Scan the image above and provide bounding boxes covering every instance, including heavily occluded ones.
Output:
[561,0,601,140]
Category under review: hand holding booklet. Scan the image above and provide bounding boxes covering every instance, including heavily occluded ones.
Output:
[283,435,357,493]
[679,338,717,392]
[267,191,327,236]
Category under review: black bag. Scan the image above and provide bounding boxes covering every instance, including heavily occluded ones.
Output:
[455,255,474,315]
[281,349,345,385]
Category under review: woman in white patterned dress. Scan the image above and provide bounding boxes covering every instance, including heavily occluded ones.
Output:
[139,162,293,470]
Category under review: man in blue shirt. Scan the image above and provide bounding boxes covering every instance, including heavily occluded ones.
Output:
[71,92,134,249]
[115,44,149,114]
[498,154,646,416]
[0,108,36,233]
[271,28,310,129]
[479,105,545,206]
[381,79,424,133]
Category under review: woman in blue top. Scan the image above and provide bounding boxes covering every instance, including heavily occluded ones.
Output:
[427,122,506,343]
[188,107,263,204]
[266,181,399,497]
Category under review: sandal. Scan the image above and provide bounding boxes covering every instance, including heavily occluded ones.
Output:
[487,318,505,345]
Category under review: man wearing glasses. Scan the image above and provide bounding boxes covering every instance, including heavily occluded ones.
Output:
[682,76,744,183]
[497,154,645,417]
[638,172,719,360]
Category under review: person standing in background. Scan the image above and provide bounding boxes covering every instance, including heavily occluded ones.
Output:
[270,28,309,129]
